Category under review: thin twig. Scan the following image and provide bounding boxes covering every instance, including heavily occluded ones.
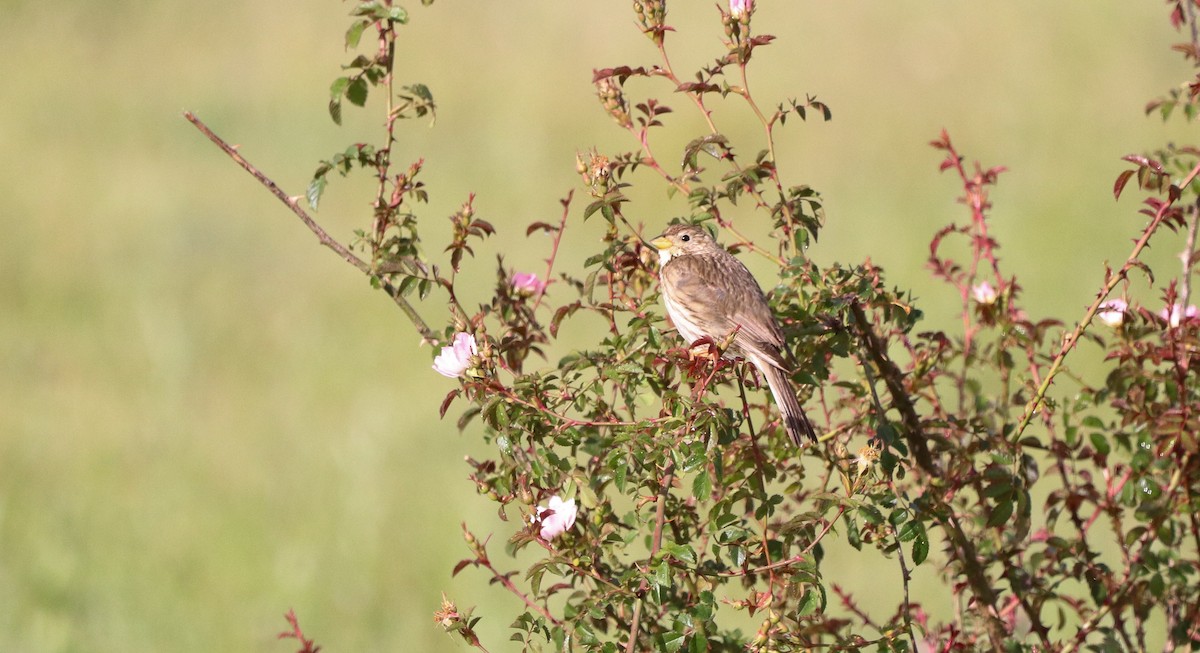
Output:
[183,111,438,341]
[891,524,919,653]
[625,460,675,653]
[1178,197,1199,310]
[479,557,563,627]
[531,191,573,313]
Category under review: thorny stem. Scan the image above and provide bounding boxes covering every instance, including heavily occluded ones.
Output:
[738,63,775,163]
[372,21,398,259]
[497,385,666,429]
[848,301,934,473]
[891,520,918,653]
[1012,158,1200,443]
[1179,198,1199,311]
[478,556,563,627]
[625,461,675,653]
[531,191,573,314]
[183,111,437,342]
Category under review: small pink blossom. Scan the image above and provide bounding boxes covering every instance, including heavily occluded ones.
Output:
[1097,299,1127,328]
[729,0,753,19]
[432,332,477,378]
[971,281,997,305]
[511,272,547,296]
[1159,303,1198,327]
[532,496,577,541]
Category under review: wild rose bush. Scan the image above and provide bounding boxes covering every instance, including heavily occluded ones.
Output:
[191,1,1200,651]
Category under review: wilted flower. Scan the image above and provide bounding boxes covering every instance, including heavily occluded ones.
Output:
[432,332,477,378]
[730,0,753,20]
[854,444,880,477]
[971,281,998,305]
[511,272,547,296]
[1159,303,1198,327]
[433,594,460,628]
[1097,299,1127,328]
[577,149,612,196]
[532,495,577,541]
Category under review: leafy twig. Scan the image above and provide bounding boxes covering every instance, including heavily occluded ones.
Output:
[183,111,437,342]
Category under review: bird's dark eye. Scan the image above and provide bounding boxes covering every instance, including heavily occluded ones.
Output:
[680,234,690,242]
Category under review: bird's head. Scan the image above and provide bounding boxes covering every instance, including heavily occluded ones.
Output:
[649,224,713,265]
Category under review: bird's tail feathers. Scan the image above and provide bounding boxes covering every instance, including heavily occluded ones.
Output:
[759,364,817,447]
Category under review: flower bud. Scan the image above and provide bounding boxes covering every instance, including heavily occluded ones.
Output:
[595,76,632,128]
[729,0,753,21]
[634,0,667,42]
[971,281,998,306]
[1097,299,1127,328]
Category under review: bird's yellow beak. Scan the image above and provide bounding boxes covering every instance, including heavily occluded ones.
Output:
[650,236,673,251]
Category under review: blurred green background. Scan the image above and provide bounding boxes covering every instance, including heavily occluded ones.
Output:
[1,1,1195,650]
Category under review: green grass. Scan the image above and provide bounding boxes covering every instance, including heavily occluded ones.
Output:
[0,1,1194,650]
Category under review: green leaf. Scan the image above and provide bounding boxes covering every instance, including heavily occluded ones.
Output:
[407,82,434,102]
[306,175,328,210]
[987,497,1014,528]
[352,1,381,17]
[660,630,686,653]
[910,524,929,565]
[329,76,351,98]
[347,77,369,107]
[858,505,884,525]
[691,471,712,499]
[387,6,409,23]
[344,21,368,49]
[797,585,823,615]
[328,98,343,125]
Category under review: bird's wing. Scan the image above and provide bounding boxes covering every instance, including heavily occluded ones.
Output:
[709,256,789,368]
[665,254,789,369]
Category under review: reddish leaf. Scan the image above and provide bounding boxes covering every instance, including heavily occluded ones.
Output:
[451,559,474,577]
[440,389,460,418]
[591,66,651,84]
[1113,169,1135,200]
[525,221,557,236]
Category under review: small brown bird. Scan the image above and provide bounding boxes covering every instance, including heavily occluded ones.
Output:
[650,223,817,446]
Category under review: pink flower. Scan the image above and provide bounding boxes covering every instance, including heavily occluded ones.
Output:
[1159,303,1198,327]
[729,0,753,19]
[511,272,547,296]
[1097,299,1127,328]
[432,332,477,378]
[532,496,577,541]
[971,281,997,305]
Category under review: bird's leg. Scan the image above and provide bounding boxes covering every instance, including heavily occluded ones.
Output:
[685,326,744,400]
[683,336,724,400]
